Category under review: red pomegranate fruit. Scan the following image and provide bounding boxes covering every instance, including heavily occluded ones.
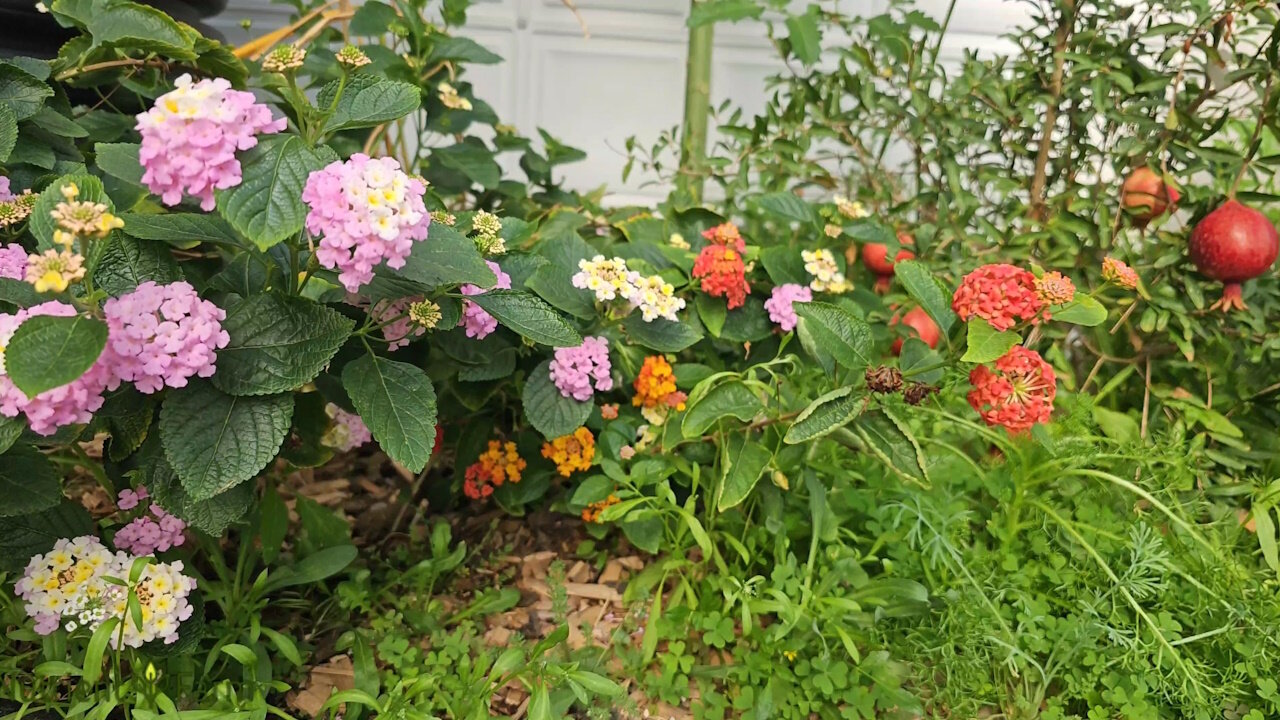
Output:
[1121,168,1180,228]
[891,306,941,355]
[862,232,916,276]
[1188,199,1278,311]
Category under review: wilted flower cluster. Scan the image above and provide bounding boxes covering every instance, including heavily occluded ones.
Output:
[463,440,526,500]
[136,74,287,211]
[582,493,620,523]
[322,403,372,452]
[16,536,197,647]
[541,427,596,477]
[459,260,511,339]
[549,336,613,401]
[1102,257,1139,289]
[303,154,431,292]
[967,345,1057,433]
[802,249,852,294]
[0,301,119,435]
[1034,271,1076,306]
[693,223,750,309]
[113,487,187,556]
[103,282,229,394]
[571,255,685,322]
[951,263,1044,332]
[764,283,812,332]
[632,355,687,425]
[0,243,27,280]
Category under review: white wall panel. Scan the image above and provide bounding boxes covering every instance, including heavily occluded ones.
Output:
[211,0,1023,202]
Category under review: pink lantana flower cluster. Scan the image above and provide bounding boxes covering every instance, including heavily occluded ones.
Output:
[951,263,1044,331]
[303,154,431,292]
[0,176,12,201]
[549,336,613,401]
[459,260,510,339]
[136,74,286,211]
[103,281,230,394]
[967,345,1057,433]
[322,402,373,452]
[113,486,187,556]
[0,242,27,280]
[764,283,813,332]
[0,301,120,435]
[16,536,197,647]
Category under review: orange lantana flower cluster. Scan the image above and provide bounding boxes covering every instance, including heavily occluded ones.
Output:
[582,494,620,523]
[541,427,596,477]
[693,223,750,309]
[463,440,526,500]
[633,356,687,425]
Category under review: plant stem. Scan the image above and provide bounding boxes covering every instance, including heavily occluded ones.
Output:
[678,5,715,203]
[1028,0,1075,222]
[1229,77,1273,198]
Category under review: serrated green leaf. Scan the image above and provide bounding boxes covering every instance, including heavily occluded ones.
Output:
[120,212,243,249]
[432,139,500,189]
[718,432,772,511]
[92,235,183,296]
[681,381,762,438]
[320,75,420,133]
[755,191,818,226]
[522,358,591,439]
[88,0,196,59]
[0,444,61,517]
[0,64,52,121]
[794,302,873,372]
[786,11,823,64]
[623,317,704,352]
[0,500,92,572]
[146,451,254,535]
[961,318,1020,363]
[392,223,495,288]
[212,293,353,396]
[0,104,18,162]
[525,231,596,319]
[94,142,143,184]
[0,415,22,454]
[342,354,437,472]
[428,36,503,64]
[853,410,928,486]
[6,314,107,397]
[216,135,337,251]
[784,387,865,444]
[467,289,581,347]
[893,260,956,334]
[160,380,294,501]
[0,278,42,309]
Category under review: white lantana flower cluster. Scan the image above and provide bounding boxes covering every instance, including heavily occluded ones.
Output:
[15,536,196,647]
[571,255,685,322]
[801,249,852,294]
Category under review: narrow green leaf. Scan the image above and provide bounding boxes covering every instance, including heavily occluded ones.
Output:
[718,432,772,511]
[784,387,866,444]
[681,381,762,438]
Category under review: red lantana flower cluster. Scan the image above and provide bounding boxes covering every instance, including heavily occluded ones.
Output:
[694,223,750,309]
[951,264,1044,331]
[967,346,1057,433]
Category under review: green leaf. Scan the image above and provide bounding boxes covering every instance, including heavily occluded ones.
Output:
[92,235,183,296]
[696,294,727,337]
[0,104,18,162]
[853,410,928,486]
[320,75,420,133]
[759,246,808,286]
[893,260,956,334]
[148,453,254,535]
[393,223,495,288]
[961,318,1020,363]
[688,0,763,27]
[1092,406,1139,443]
[0,444,61,517]
[94,142,143,184]
[428,36,503,64]
[898,338,944,383]
[349,0,399,35]
[432,139,501,189]
[5,314,108,397]
[467,290,582,347]
[681,381,762,438]
[719,296,774,343]
[718,432,772,511]
[262,544,357,593]
[29,174,110,249]
[212,293,353,396]
[342,355,438,472]
[87,0,196,59]
[1052,295,1108,326]
[160,380,294,501]
[794,302,873,372]
[623,317,704,352]
[754,191,818,226]
[120,212,243,249]
[0,415,22,454]
[0,64,53,121]
[216,135,337,251]
[522,358,591,439]
[525,231,596,319]
[0,278,43,309]
[784,387,866,444]
[32,107,86,138]
[786,11,823,64]
[0,500,93,573]
[82,617,120,684]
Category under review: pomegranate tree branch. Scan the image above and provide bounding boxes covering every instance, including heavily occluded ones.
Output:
[1228,76,1273,198]
[1028,0,1075,222]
